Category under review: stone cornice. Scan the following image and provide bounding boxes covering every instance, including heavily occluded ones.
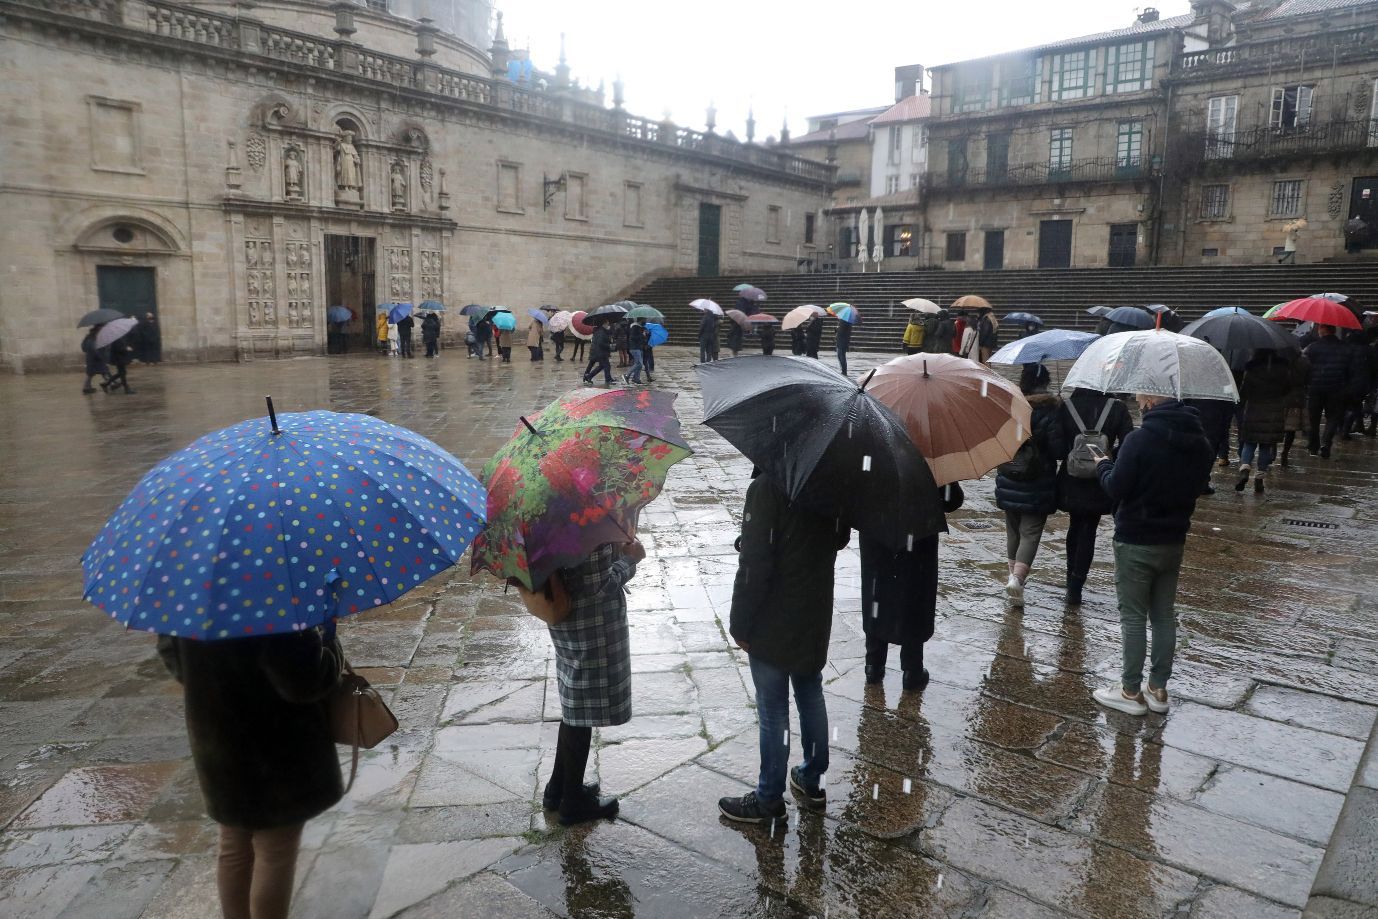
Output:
[221,196,458,229]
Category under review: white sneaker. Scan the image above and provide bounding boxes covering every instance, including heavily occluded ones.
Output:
[1144,685,1169,714]
[1093,685,1148,716]
[1005,576,1024,604]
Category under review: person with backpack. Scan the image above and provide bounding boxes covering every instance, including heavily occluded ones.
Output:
[422,312,441,358]
[995,364,1064,605]
[923,311,955,354]
[1056,388,1134,605]
[623,320,647,385]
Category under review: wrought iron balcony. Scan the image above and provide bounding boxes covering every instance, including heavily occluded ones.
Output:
[1180,119,1378,166]
[924,156,1154,192]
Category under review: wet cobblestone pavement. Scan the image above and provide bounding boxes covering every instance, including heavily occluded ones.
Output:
[2,349,1375,918]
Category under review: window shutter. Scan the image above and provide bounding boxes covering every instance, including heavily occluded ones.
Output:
[1296,86,1313,126]
[1270,88,1284,128]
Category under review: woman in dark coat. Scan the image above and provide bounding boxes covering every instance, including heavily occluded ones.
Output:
[1236,350,1301,494]
[923,312,955,354]
[725,321,744,357]
[158,628,343,919]
[790,325,806,355]
[995,365,1064,605]
[698,312,720,363]
[1056,388,1134,605]
[804,318,823,359]
[543,540,643,825]
[860,482,964,690]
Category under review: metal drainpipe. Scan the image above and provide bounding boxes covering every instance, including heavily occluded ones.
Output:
[1153,80,1173,266]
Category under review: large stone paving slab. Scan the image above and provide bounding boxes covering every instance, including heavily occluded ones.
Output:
[0,350,1375,917]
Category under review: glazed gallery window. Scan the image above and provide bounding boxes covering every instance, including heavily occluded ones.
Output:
[1049,50,1095,101]
[565,173,587,220]
[1270,179,1304,217]
[623,181,642,227]
[911,125,925,161]
[1205,95,1238,159]
[999,56,1037,107]
[947,138,969,185]
[953,64,992,112]
[945,231,967,262]
[766,206,781,243]
[986,131,1010,181]
[804,212,816,245]
[1048,128,1074,174]
[1107,41,1154,93]
[497,161,522,212]
[1199,184,1230,219]
[1116,120,1144,167]
[1270,85,1314,131]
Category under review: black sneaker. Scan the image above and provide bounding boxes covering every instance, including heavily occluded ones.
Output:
[718,790,787,824]
[1234,467,1250,492]
[542,781,601,812]
[789,766,826,812]
[1254,475,1265,495]
[558,790,619,826]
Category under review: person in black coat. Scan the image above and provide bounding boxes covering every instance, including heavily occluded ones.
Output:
[421,312,441,358]
[759,324,776,355]
[397,313,415,357]
[158,628,343,919]
[136,312,162,363]
[1055,389,1134,605]
[995,365,1064,605]
[551,328,566,362]
[1341,330,1378,437]
[835,321,852,375]
[804,318,823,359]
[81,327,111,393]
[1303,325,1351,457]
[698,312,720,363]
[923,312,955,354]
[1236,350,1301,493]
[583,323,614,385]
[789,324,806,355]
[107,337,136,393]
[726,321,744,357]
[473,317,492,361]
[719,473,849,824]
[860,482,964,690]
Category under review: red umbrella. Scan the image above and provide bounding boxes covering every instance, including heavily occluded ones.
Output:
[570,310,594,339]
[1268,297,1361,330]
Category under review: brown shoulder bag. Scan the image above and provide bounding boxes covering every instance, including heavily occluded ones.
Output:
[329,659,399,792]
[508,572,572,625]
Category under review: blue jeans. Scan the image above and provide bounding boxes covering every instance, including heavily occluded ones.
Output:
[1239,442,1276,472]
[627,349,644,383]
[749,655,828,804]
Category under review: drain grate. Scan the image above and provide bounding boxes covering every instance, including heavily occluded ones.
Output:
[953,519,995,531]
[1282,518,1340,530]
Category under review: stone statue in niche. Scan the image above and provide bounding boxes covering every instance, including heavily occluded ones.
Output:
[334,130,362,204]
[390,161,408,211]
[284,145,304,200]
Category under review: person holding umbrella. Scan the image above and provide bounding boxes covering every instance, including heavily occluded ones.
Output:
[725,317,744,358]
[829,304,857,375]
[397,310,415,358]
[623,320,647,385]
[698,307,720,363]
[976,308,1000,364]
[422,311,442,358]
[1056,388,1134,605]
[526,315,545,362]
[105,328,137,394]
[1304,325,1354,458]
[902,315,925,354]
[924,310,955,354]
[804,317,823,359]
[994,365,1064,604]
[1235,349,1303,494]
[583,320,614,386]
[80,325,112,394]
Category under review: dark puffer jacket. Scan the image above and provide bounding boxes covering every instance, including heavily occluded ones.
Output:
[729,475,850,674]
[1097,400,1214,546]
[995,392,1065,516]
[1239,354,1301,445]
[158,629,343,829]
[1055,390,1134,516]
[1345,335,1378,398]
[1304,335,1352,395]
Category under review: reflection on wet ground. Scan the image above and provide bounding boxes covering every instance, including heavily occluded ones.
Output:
[1,349,1374,917]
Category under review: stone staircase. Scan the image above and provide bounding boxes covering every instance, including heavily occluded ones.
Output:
[627,265,1378,352]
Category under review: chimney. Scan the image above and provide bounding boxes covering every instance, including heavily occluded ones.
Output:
[1137,7,1160,23]
[894,64,925,101]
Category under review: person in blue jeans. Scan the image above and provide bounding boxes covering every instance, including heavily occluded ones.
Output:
[622,321,647,385]
[719,471,850,824]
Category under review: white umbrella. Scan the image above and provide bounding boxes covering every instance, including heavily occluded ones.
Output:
[1063,330,1239,402]
[902,298,941,314]
[782,304,827,331]
[95,316,138,349]
[857,209,869,269]
[872,207,885,265]
[690,298,723,316]
[547,310,574,333]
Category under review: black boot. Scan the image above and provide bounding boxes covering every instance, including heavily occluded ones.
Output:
[863,638,887,684]
[900,643,928,691]
[555,723,617,826]
[1065,576,1085,606]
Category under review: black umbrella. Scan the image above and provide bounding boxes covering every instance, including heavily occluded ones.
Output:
[696,355,944,550]
[1182,311,1300,354]
[1086,305,1113,319]
[1103,306,1155,331]
[460,304,487,317]
[1144,304,1185,332]
[78,308,125,328]
[585,304,630,325]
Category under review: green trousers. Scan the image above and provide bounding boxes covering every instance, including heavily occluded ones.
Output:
[1113,540,1185,692]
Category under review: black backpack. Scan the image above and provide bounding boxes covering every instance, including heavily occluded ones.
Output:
[998,435,1043,482]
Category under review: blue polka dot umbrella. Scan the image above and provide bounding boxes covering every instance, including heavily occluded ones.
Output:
[82,400,487,640]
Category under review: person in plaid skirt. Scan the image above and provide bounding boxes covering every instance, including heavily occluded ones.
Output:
[542,539,644,825]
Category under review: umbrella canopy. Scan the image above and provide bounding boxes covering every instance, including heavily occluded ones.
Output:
[1102,306,1155,330]
[782,305,826,331]
[471,389,692,591]
[628,305,665,322]
[867,354,1032,486]
[725,309,752,330]
[738,286,767,302]
[83,405,486,639]
[746,313,779,324]
[1063,330,1240,402]
[420,300,446,312]
[1182,311,1300,354]
[460,304,487,317]
[1143,304,1185,332]
[952,295,991,310]
[902,298,942,314]
[1086,305,1113,318]
[690,298,724,316]
[95,317,139,350]
[327,306,353,324]
[645,322,669,347]
[1268,297,1361,330]
[569,311,594,339]
[1202,306,1251,319]
[697,356,944,549]
[547,310,575,333]
[733,283,755,293]
[78,308,126,328]
[527,308,550,326]
[387,303,414,322]
[585,304,629,326]
[1314,292,1349,303]
[828,302,860,324]
[1004,312,1044,327]
[990,329,1100,365]
[492,312,517,332]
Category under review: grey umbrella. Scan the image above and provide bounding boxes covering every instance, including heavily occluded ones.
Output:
[78,308,125,328]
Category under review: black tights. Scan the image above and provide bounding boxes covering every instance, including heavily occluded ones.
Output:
[546,721,593,804]
[865,636,923,675]
[1065,513,1102,584]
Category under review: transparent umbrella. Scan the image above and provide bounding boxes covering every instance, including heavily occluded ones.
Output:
[1063,330,1239,402]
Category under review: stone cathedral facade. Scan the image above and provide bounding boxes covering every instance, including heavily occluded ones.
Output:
[0,0,833,370]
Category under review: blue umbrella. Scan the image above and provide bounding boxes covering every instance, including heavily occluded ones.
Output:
[1103,306,1155,331]
[492,312,517,331]
[82,402,487,640]
[527,308,550,326]
[327,306,353,324]
[1202,306,1250,319]
[460,304,486,317]
[990,329,1101,365]
[420,300,446,312]
[1004,312,1044,326]
[645,322,669,347]
[387,303,414,322]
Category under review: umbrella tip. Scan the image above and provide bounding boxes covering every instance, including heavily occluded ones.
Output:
[922,360,929,379]
[266,396,281,436]
[859,368,877,392]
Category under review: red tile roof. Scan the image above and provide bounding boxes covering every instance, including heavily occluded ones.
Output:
[870,94,932,125]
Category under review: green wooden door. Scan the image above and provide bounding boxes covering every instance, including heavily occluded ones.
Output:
[96,266,157,319]
[697,203,721,277]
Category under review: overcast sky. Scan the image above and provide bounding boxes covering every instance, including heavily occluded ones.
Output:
[495,0,1190,138]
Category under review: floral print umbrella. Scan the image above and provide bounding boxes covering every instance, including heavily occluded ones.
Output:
[471,388,692,591]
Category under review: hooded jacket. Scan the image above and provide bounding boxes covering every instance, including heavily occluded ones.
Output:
[1304,335,1351,394]
[590,325,612,359]
[1097,400,1214,545]
[1239,354,1301,445]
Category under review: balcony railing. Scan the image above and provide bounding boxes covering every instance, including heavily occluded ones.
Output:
[925,156,1154,191]
[1183,119,1378,165]
[1178,26,1375,72]
[12,0,834,186]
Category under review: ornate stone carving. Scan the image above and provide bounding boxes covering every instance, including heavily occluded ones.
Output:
[1354,80,1372,118]
[225,140,243,190]
[245,132,267,173]
[390,160,408,211]
[438,167,450,210]
[1329,182,1347,220]
[285,239,312,327]
[283,144,305,200]
[334,130,362,205]
[245,238,276,328]
[420,249,441,300]
[386,246,411,300]
[419,158,434,206]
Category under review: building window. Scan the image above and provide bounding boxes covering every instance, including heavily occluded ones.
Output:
[1049,128,1073,175]
[1116,120,1144,168]
[888,126,902,164]
[986,132,1010,182]
[1202,248,1220,257]
[766,206,781,243]
[497,161,522,212]
[945,231,966,262]
[999,56,1037,107]
[953,64,992,112]
[1107,41,1154,93]
[1270,179,1304,217]
[839,225,856,258]
[885,174,901,194]
[1205,95,1238,159]
[622,181,642,227]
[884,224,914,257]
[911,126,924,161]
[1050,50,1095,101]
[1270,85,1314,131]
[804,212,816,245]
[565,172,587,220]
[1199,184,1230,219]
[947,137,969,186]
[910,173,921,188]
[365,0,386,10]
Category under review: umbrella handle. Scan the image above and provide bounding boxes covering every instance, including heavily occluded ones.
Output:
[520,416,541,437]
[266,396,281,436]
[859,368,877,392]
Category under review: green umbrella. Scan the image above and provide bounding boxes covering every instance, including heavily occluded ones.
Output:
[627,305,665,322]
